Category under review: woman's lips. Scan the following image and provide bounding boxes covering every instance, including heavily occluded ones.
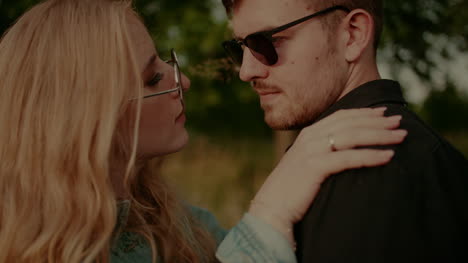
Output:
[175,111,186,123]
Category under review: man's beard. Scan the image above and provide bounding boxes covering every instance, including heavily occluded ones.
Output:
[253,45,342,130]
[265,102,321,130]
[253,81,320,130]
[255,79,341,131]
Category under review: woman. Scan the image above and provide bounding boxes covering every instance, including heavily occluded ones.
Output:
[0,0,406,262]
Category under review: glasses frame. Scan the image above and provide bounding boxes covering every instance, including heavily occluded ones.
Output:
[141,49,184,102]
[223,5,351,66]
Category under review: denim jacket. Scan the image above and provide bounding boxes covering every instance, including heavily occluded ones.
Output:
[110,201,296,263]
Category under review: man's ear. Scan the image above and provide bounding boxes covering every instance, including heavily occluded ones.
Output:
[340,9,375,62]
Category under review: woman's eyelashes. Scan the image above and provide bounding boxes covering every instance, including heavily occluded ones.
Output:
[146,72,164,87]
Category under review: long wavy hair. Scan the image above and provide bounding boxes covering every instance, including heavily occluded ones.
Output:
[0,0,216,262]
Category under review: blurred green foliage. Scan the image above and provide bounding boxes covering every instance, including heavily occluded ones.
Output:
[134,0,468,138]
[1,0,467,138]
[421,82,468,132]
[382,0,467,80]
[1,0,466,227]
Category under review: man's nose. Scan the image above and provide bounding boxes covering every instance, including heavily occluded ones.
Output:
[239,49,269,82]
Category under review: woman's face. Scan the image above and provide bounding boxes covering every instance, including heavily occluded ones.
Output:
[128,16,190,158]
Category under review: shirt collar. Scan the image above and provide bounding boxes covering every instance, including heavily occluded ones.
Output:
[317,79,407,121]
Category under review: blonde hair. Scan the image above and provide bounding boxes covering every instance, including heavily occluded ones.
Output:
[0,0,216,262]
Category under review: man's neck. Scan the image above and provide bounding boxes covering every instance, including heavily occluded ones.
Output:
[339,63,381,100]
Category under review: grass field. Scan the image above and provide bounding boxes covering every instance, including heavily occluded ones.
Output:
[161,135,275,227]
[162,132,468,228]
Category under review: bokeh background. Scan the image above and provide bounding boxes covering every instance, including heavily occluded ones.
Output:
[1,0,467,227]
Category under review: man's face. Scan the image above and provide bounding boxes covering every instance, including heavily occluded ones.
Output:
[232,0,348,129]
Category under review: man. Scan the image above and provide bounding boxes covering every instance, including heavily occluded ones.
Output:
[221,0,468,262]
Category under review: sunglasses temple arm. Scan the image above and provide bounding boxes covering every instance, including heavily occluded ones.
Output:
[266,5,351,36]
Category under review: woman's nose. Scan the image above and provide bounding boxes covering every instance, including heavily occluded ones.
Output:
[180,72,190,92]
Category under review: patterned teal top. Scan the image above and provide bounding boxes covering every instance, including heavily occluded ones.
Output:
[110,201,296,263]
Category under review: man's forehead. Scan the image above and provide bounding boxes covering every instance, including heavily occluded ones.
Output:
[231,0,315,38]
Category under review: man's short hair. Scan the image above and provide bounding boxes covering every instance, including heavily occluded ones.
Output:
[222,0,383,48]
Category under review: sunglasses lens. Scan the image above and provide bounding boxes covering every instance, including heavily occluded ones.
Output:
[223,41,244,65]
[245,34,278,65]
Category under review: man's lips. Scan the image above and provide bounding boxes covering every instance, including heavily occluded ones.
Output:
[255,89,281,96]
[252,82,282,102]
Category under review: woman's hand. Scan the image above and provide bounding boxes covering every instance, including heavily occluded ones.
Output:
[248,107,407,247]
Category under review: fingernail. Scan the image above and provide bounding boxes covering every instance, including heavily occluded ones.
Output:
[388,115,402,121]
[373,107,387,112]
[380,150,395,158]
[392,129,408,136]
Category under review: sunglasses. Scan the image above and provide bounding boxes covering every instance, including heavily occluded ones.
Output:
[222,5,350,66]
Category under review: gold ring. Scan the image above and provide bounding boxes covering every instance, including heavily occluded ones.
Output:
[328,134,337,152]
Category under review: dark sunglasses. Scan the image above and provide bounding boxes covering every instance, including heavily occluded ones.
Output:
[222,5,350,66]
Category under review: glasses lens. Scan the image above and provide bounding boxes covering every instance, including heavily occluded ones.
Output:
[223,40,244,65]
[171,50,184,102]
[175,64,183,101]
[245,34,278,65]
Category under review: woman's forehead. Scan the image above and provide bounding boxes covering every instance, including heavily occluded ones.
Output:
[127,14,157,69]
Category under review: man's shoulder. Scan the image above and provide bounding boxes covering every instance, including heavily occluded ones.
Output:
[304,102,467,218]
[386,103,441,149]
[295,103,468,263]
[358,103,467,175]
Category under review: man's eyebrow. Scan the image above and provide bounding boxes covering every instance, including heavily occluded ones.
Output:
[233,25,278,40]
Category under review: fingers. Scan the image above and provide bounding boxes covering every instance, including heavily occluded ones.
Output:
[295,117,406,154]
[329,107,388,122]
[332,129,407,151]
[332,115,402,133]
[301,108,401,141]
[312,107,387,129]
[310,114,402,141]
[317,149,395,176]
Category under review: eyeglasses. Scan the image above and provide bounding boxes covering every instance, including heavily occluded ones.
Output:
[222,5,350,66]
[141,49,184,103]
